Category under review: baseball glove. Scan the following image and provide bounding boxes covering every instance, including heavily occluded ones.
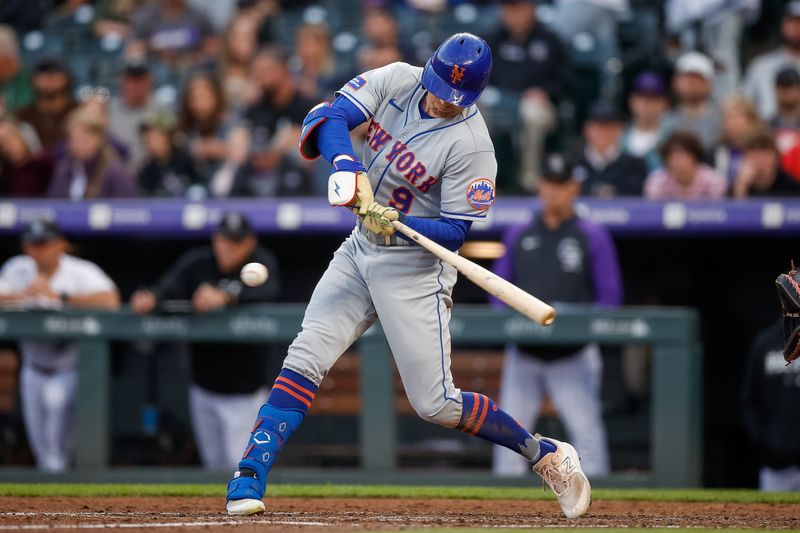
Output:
[776,261,800,363]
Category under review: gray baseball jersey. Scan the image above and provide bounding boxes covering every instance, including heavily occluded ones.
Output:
[282,62,498,428]
[337,62,497,220]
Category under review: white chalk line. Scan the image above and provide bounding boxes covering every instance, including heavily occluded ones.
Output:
[0,514,184,518]
[0,519,332,530]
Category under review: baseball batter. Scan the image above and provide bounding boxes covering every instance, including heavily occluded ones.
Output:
[226,33,591,518]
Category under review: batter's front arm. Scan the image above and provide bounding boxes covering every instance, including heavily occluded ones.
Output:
[391,221,556,326]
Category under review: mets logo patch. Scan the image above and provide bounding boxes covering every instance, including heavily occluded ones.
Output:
[466,178,495,210]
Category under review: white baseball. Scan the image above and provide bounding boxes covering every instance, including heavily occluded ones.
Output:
[240,262,269,287]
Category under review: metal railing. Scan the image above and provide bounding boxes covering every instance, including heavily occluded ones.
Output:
[0,305,701,487]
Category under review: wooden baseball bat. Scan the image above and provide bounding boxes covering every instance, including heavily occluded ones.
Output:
[392,220,556,326]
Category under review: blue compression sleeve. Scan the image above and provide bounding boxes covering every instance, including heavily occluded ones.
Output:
[316,96,367,164]
[397,214,472,251]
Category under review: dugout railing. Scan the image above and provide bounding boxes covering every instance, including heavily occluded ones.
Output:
[0,305,701,487]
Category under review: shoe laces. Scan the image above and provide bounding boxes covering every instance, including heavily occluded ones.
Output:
[539,461,569,496]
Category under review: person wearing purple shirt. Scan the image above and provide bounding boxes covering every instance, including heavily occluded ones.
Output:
[47,106,136,200]
[491,154,622,478]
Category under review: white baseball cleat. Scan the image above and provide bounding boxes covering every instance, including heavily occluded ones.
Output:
[226,498,265,516]
[532,435,592,518]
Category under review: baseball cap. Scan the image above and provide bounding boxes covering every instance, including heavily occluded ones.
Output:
[632,71,666,96]
[785,0,800,18]
[121,56,150,77]
[586,101,622,123]
[22,218,62,244]
[216,212,253,241]
[776,67,800,87]
[675,51,714,81]
[33,57,70,76]
[540,154,573,184]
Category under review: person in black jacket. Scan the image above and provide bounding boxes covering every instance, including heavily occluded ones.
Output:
[244,46,315,196]
[131,212,281,470]
[742,319,800,491]
[137,110,202,198]
[486,0,570,192]
[572,101,648,197]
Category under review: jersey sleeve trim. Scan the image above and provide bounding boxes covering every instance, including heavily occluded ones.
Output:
[335,90,373,120]
[440,209,489,220]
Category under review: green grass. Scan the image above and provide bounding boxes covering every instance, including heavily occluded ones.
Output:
[0,483,799,504]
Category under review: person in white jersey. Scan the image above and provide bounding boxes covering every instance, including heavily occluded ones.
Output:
[0,218,119,471]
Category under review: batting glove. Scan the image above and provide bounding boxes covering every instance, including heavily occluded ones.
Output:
[328,155,374,215]
[361,201,399,237]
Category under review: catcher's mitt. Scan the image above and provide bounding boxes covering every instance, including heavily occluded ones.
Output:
[776,261,800,363]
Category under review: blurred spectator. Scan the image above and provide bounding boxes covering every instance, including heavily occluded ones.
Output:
[43,0,93,30]
[491,154,619,478]
[108,57,159,173]
[745,1,800,119]
[77,85,131,162]
[0,116,54,197]
[573,101,647,197]
[245,46,315,196]
[405,0,447,13]
[129,0,216,68]
[0,1,44,35]
[486,0,570,192]
[178,72,231,181]
[770,67,800,155]
[644,131,727,200]
[219,14,261,114]
[15,59,78,151]
[0,218,120,472]
[291,23,350,101]
[208,125,256,197]
[0,25,31,114]
[130,212,280,470]
[186,0,239,32]
[667,0,760,100]
[554,0,628,61]
[741,319,800,491]
[47,106,136,199]
[621,72,671,172]
[716,95,763,183]
[665,51,721,152]
[357,6,416,71]
[137,109,202,197]
[732,129,800,198]
[234,0,279,45]
[94,0,148,40]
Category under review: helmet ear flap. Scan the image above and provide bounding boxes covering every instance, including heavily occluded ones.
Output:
[421,32,492,107]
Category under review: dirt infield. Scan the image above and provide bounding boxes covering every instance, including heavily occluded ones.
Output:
[0,496,798,531]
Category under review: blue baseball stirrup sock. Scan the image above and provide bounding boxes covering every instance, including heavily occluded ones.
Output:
[227,369,318,502]
[456,392,556,463]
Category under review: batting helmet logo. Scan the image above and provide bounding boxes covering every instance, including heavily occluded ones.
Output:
[450,65,465,84]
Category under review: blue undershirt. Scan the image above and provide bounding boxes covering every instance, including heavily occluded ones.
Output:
[314,95,471,251]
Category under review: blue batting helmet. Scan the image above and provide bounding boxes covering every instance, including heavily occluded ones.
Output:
[421,33,492,107]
